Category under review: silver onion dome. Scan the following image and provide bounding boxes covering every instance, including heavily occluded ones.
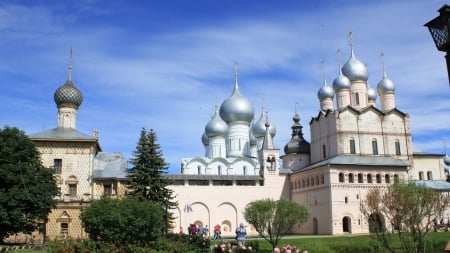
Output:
[444,155,450,166]
[367,86,377,101]
[205,106,229,137]
[219,64,254,123]
[317,83,335,100]
[252,108,276,138]
[333,73,351,91]
[377,72,395,95]
[342,49,368,82]
[201,132,209,146]
[54,80,83,108]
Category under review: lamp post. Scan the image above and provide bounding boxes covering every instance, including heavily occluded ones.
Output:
[424,4,450,87]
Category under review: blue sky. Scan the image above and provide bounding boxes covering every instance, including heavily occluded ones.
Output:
[1,0,449,174]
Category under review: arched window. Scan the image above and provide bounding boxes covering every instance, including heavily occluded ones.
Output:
[372,138,378,155]
[339,173,345,183]
[367,174,373,183]
[197,165,201,175]
[349,173,354,183]
[218,165,222,175]
[419,171,424,180]
[394,174,399,183]
[358,173,363,183]
[316,176,319,185]
[243,166,247,176]
[307,178,310,187]
[427,171,433,180]
[321,174,325,184]
[350,138,356,154]
[385,174,391,183]
[395,139,401,155]
[376,174,382,183]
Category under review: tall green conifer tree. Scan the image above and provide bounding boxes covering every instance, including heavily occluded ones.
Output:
[126,128,176,234]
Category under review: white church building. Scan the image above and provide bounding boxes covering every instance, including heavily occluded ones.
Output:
[166,41,450,236]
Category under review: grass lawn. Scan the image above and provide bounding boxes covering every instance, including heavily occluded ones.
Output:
[7,232,450,253]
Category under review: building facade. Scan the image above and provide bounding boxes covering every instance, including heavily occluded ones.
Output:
[11,39,450,242]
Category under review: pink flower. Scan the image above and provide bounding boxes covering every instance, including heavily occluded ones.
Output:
[274,248,281,253]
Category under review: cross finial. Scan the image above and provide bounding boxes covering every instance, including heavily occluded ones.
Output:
[348,31,353,49]
[337,49,342,73]
[295,101,298,114]
[321,60,327,86]
[234,60,239,90]
[68,48,73,81]
[380,53,387,77]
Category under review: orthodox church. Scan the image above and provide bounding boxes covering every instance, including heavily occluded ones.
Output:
[166,38,450,236]
[10,35,450,242]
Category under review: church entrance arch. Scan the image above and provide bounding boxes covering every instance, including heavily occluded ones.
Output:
[313,218,318,235]
[342,216,351,233]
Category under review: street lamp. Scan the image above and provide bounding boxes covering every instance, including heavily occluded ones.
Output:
[424,4,450,87]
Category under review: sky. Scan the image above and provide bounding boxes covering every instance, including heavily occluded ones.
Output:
[1,0,449,174]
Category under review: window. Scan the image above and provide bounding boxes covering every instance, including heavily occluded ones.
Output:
[60,223,68,235]
[197,166,201,175]
[311,177,315,186]
[322,144,326,158]
[358,173,363,183]
[419,171,424,180]
[394,174,399,183]
[385,174,391,183]
[294,181,297,189]
[218,166,222,175]
[321,175,325,184]
[376,174,382,183]
[345,196,348,204]
[243,166,247,176]
[307,178,310,187]
[339,173,345,183]
[302,179,305,188]
[427,171,433,180]
[372,139,378,155]
[54,159,62,174]
[104,184,112,196]
[68,184,77,196]
[316,176,319,185]
[355,93,360,105]
[367,174,373,183]
[349,173,354,183]
[350,138,356,154]
[395,140,401,155]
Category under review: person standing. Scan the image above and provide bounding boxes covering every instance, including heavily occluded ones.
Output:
[213,224,221,240]
[235,223,247,246]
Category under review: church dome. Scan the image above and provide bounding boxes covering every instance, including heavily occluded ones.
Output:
[444,155,450,166]
[219,69,254,124]
[367,86,377,101]
[205,106,229,137]
[342,49,368,82]
[249,129,257,145]
[377,74,395,94]
[54,80,83,107]
[252,108,276,138]
[201,132,209,146]
[333,71,351,91]
[284,112,310,154]
[317,83,335,100]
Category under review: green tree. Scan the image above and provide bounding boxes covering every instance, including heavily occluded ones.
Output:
[80,196,164,246]
[360,182,450,253]
[243,198,309,250]
[126,128,176,234]
[0,126,58,240]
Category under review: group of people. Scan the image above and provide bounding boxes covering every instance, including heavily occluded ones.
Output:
[180,223,247,246]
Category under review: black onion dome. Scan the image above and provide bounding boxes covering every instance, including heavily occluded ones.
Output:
[284,112,310,154]
[54,80,83,107]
